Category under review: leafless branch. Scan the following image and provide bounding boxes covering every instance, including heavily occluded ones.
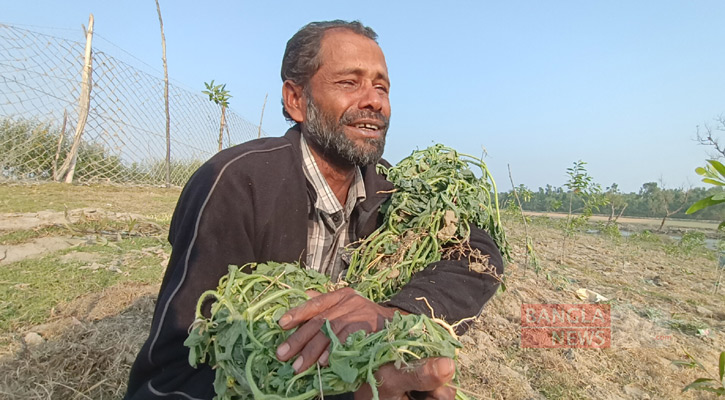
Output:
[695,114,725,159]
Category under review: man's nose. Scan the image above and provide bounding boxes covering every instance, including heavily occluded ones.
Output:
[358,83,385,112]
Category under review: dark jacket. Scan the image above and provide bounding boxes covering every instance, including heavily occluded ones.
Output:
[125,125,503,400]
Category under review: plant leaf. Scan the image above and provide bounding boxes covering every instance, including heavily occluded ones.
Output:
[686,196,723,214]
[712,192,725,200]
[682,377,716,393]
[719,351,724,385]
[702,178,725,186]
[707,159,725,177]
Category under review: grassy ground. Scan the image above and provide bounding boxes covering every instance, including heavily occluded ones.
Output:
[0,183,723,399]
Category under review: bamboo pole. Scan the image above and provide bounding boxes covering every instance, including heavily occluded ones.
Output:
[155,0,171,187]
[57,14,94,183]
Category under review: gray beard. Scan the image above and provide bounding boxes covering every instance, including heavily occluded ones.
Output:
[303,97,388,167]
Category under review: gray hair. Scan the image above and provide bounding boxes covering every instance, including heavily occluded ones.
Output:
[281,20,378,121]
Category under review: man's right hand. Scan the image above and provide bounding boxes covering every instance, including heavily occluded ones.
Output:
[353,357,457,400]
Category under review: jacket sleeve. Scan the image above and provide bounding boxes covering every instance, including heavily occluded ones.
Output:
[125,163,258,400]
[384,224,504,335]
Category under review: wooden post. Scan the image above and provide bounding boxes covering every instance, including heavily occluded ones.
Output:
[57,14,94,183]
[218,106,226,152]
[258,93,267,138]
[156,0,171,187]
[52,109,67,181]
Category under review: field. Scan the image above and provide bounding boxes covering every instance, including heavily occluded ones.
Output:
[0,183,723,399]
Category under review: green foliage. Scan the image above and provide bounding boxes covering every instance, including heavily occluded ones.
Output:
[0,119,62,178]
[687,160,725,230]
[0,117,201,185]
[596,222,622,240]
[504,182,723,222]
[203,80,232,108]
[679,231,707,255]
[565,160,593,195]
[349,144,509,300]
[186,263,461,400]
[561,160,607,238]
[628,230,662,244]
[673,350,725,396]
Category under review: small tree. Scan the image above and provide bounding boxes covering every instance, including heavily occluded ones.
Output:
[203,80,232,152]
[605,183,627,225]
[686,160,725,293]
[651,180,691,232]
[560,160,607,263]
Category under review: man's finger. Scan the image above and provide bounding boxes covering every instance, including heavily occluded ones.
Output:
[377,357,455,394]
[276,317,325,361]
[408,385,456,400]
[426,385,456,400]
[290,330,330,373]
[279,287,354,329]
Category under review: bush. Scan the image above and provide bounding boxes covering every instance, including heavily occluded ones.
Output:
[679,231,707,255]
[597,222,622,240]
[630,229,662,244]
[0,118,66,179]
[0,117,202,186]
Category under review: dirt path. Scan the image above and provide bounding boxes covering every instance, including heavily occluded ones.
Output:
[0,236,85,264]
[0,208,152,231]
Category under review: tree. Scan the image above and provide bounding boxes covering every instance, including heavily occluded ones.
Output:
[650,179,691,232]
[203,80,232,152]
[559,160,607,263]
[605,183,627,225]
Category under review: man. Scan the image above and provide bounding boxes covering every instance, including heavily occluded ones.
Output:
[125,20,503,400]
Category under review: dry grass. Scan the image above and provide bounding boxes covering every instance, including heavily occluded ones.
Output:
[0,290,155,399]
[456,218,724,399]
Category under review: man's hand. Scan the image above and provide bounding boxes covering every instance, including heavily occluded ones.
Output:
[354,357,457,400]
[276,287,398,373]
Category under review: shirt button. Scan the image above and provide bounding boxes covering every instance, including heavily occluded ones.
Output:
[332,215,340,223]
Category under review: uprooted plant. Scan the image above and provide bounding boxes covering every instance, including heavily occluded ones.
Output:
[185,144,508,399]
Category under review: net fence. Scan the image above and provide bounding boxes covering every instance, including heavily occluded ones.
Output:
[0,24,265,186]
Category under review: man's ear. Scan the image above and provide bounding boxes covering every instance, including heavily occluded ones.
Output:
[282,80,305,123]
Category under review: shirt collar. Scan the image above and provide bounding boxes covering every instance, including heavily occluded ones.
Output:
[300,134,366,217]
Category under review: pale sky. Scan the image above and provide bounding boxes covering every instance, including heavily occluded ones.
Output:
[3,1,724,193]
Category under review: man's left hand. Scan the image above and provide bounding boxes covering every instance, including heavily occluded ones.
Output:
[276,287,398,373]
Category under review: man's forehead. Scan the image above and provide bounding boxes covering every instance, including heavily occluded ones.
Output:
[317,29,387,73]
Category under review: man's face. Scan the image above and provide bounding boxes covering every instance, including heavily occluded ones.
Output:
[302,29,391,166]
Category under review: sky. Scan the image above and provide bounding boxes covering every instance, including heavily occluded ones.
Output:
[3,1,724,193]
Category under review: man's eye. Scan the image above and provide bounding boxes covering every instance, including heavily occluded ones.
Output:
[338,80,355,87]
[375,85,389,94]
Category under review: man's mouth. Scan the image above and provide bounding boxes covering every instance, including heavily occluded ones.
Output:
[353,122,382,131]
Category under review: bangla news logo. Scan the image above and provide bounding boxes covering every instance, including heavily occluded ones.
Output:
[521,304,611,348]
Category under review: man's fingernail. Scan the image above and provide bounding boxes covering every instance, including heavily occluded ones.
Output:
[277,343,290,358]
[433,358,454,376]
[279,315,291,328]
[292,356,304,372]
[319,350,329,365]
